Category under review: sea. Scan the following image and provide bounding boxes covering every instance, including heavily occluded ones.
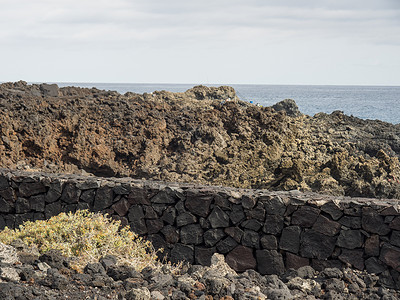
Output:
[53,83,400,125]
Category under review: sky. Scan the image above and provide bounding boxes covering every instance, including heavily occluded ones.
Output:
[1,0,400,85]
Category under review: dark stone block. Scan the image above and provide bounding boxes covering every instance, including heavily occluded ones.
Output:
[225,227,243,243]
[226,246,256,272]
[390,216,400,230]
[262,196,286,216]
[241,219,262,231]
[260,235,277,250]
[0,176,8,190]
[256,249,285,275]
[291,206,320,227]
[339,249,364,270]
[152,204,168,216]
[180,224,203,245]
[199,217,211,229]
[280,226,301,253]
[18,182,46,197]
[285,253,309,270]
[127,188,151,205]
[171,244,194,264]
[30,194,45,212]
[343,202,363,216]
[391,231,400,248]
[80,189,96,206]
[93,187,113,211]
[230,205,245,224]
[263,215,284,235]
[242,230,260,249]
[365,257,386,274]
[365,235,380,257]
[45,188,61,204]
[216,237,238,254]
[146,219,164,235]
[300,229,337,259]
[113,185,130,195]
[143,205,158,219]
[0,198,12,213]
[338,216,361,229]
[362,207,390,235]
[321,201,343,220]
[60,183,80,204]
[176,212,197,227]
[161,207,176,225]
[147,234,167,259]
[0,187,15,201]
[161,225,180,244]
[112,198,130,217]
[337,230,363,249]
[380,243,400,271]
[128,206,147,235]
[77,202,90,211]
[312,215,341,236]
[185,193,212,217]
[195,247,216,266]
[208,206,230,228]
[241,195,257,209]
[15,197,30,214]
[214,194,230,209]
[151,190,177,204]
[204,229,226,247]
[245,203,266,221]
[45,201,62,219]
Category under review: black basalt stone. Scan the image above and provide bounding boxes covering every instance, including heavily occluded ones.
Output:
[45,201,62,219]
[279,226,301,254]
[29,194,45,212]
[93,187,113,211]
[263,215,284,235]
[170,244,194,264]
[180,224,203,245]
[291,206,320,227]
[256,249,285,275]
[208,206,230,228]
[362,207,390,235]
[185,193,212,217]
[336,229,363,249]
[195,247,216,266]
[242,230,260,249]
[300,229,337,259]
[60,183,80,204]
[15,197,30,214]
[204,228,226,247]
[262,196,286,216]
[176,212,197,227]
[216,237,238,254]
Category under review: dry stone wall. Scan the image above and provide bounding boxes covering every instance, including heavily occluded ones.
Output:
[2,169,400,283]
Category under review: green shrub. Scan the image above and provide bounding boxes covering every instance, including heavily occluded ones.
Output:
[0,210,160,272]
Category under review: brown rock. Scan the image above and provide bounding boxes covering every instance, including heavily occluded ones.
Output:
[225,245,256,272]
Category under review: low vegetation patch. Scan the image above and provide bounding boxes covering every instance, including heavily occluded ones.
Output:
[0,210,160,271]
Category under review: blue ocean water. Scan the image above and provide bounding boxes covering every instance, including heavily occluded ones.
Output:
[56,83,400,124]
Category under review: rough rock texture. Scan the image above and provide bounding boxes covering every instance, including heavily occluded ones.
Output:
[1,243,399,300]
[1,81,400,198]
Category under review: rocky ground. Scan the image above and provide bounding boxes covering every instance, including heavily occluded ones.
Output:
[1,81,400,199]
[1,241,399,300]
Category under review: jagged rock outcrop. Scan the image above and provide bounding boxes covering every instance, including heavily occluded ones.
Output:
[1,81,400,198]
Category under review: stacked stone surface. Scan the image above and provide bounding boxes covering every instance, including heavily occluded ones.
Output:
[2,169,400,290]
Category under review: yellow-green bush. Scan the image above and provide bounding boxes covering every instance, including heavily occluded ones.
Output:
[0,210,160,271]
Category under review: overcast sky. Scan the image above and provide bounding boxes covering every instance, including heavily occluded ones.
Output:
[1,0,400,85]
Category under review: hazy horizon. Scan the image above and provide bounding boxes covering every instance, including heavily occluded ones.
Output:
[1,0,400,86]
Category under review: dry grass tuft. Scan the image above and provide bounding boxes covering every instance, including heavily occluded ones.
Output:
[0,210,161,272]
